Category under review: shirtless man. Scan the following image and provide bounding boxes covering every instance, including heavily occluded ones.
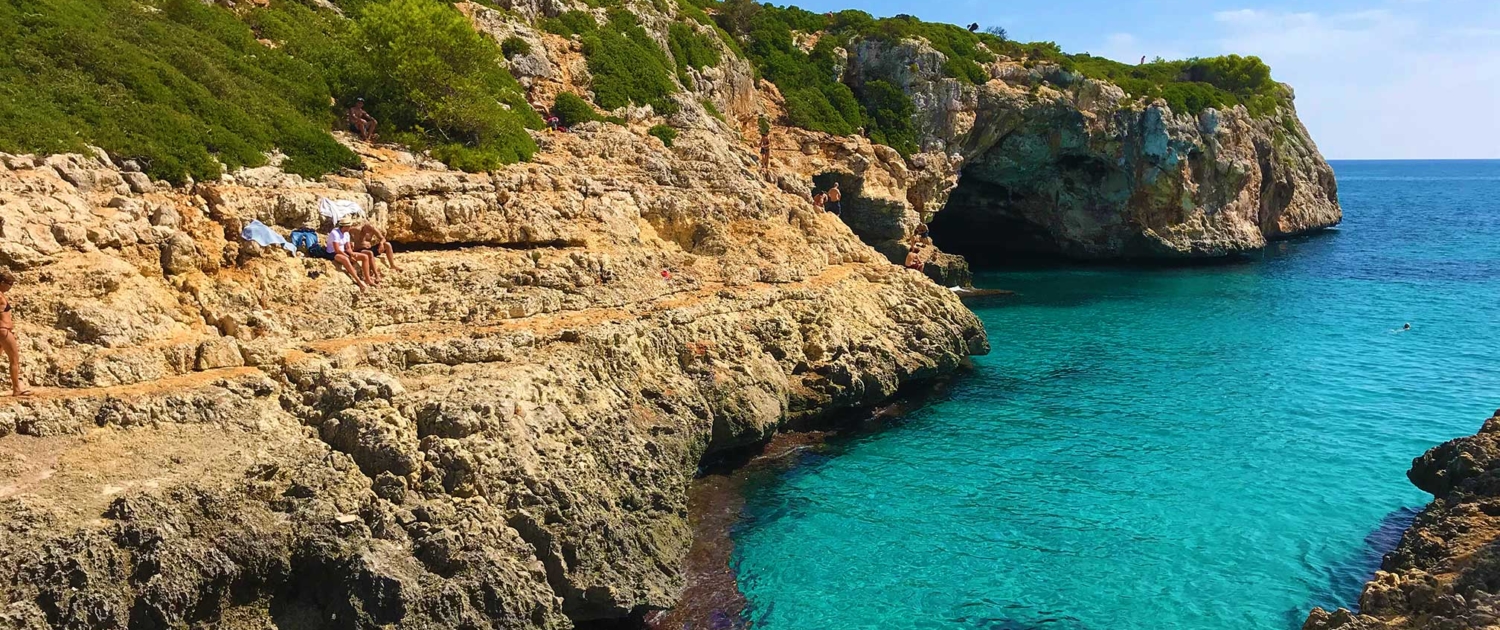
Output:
[351,221,400,283]
[826,182,842,215]
[348,98,378,142]
[0,269,31,396]
[904,244,926,271]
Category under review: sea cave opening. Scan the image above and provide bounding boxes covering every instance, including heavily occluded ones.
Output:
[926,170,1070,269]
[812,171,909,262]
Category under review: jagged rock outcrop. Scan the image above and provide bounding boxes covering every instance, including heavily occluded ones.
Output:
[0,117,986,628]
[1304,411,1500,630]
[846,38,1341,262]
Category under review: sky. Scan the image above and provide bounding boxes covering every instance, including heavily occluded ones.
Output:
[785,0,1500,160]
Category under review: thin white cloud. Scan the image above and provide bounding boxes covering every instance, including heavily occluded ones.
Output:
[1205,4,1500,159]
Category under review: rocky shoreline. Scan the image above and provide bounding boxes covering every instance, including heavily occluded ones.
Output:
[1305,411,1500,630]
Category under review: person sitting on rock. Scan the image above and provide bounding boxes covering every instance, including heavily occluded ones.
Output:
[319,217,372,291]
[904,244,927,271]
[812,191,827,210]
[351,221,401,282]
[348,98,378,142]
[826,182,842,215]
[0,269,31,397]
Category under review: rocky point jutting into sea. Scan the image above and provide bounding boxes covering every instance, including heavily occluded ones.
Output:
[1305,412,1500,630]
[0,0,1361,626]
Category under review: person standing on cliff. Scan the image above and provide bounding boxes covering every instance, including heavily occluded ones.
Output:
[0,270,31,397]
[759,132,772,179]
[826,182,842,215]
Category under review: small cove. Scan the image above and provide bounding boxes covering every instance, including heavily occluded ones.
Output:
[725,160,1500,629]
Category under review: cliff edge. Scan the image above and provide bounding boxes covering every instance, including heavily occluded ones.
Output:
[1305,411,1500,630]
[0,120,984,628]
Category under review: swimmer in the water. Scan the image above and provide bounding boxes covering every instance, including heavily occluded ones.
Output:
[1404,323,1411,330]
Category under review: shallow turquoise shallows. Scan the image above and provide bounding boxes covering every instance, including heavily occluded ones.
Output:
[730,160,1500,630]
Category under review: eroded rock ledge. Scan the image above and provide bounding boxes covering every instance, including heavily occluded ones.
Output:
[1305,411,1500,630]
[0,119,985,629]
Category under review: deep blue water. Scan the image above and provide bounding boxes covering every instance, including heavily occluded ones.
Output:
[730,160,1500,629]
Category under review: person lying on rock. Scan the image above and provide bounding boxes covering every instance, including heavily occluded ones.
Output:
[351,221,401,281]
[0,269,31,397]
[348,98,378,142]
[317,217,373,291]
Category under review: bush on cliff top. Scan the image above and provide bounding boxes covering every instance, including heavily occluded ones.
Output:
[0,0,543,183]
[340,0,540,170]
[714,2,1288,147]
[580,9,681,115]
[0,0,358,184]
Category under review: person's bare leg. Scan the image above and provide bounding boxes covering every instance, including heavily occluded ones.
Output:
[367,119,378,142]
[380,242,401,272]
[2,331,29,396]
[336,253,368,291]
[358,251,379,285]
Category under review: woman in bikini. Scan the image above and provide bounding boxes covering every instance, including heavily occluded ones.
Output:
[0,269,31,396]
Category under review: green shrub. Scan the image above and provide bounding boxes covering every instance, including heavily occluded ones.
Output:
[346,0,540,170]
[580,10,679,115]
[648,124,677,147]
[0,0,359,184]
[739,5,862,134]
[668,22,721,82]
[859,80,917,156]
[540,10,598,36]
[501,35,531,58]
[552,92,601,127]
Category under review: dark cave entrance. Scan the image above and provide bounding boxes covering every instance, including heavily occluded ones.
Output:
[926,173,1063,268]
[813,171,910,263]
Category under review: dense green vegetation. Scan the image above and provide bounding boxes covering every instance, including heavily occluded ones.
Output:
[0,0,544,183]
[668,22,722,84]
[546,9,682,115]
[1067,53,1283,117]
[343,0,540,170]
[0,0,1287,183]
[648,124,678,147]
[0,0,358,184]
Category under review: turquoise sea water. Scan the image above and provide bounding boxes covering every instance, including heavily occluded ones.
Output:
[730,160,1500,629]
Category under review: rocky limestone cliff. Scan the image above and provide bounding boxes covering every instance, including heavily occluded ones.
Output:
[1305,411,1500,630]
[845,38,1341,262]
[0,110,986,628]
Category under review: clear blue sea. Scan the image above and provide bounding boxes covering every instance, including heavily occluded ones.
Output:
[730,160,1500,629]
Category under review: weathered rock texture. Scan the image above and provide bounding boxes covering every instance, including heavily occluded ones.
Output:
[1305,411,1500,630]
[0,116,986,628]
[845,38,1342,262]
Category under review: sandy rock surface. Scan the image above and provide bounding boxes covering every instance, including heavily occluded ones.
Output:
[0,119,986,628]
